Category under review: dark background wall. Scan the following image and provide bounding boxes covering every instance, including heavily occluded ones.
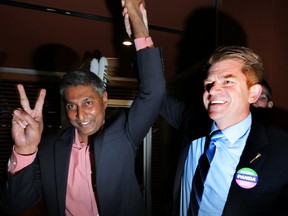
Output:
[1,0,288,110]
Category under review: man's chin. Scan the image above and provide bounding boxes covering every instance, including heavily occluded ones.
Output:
[208,111,223,121]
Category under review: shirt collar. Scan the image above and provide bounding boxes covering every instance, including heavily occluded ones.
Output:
[211,113,252,144]
[73,129,88,149]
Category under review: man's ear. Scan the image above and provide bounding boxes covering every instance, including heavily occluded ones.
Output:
[267,101,274,108]
[248,83,262,104]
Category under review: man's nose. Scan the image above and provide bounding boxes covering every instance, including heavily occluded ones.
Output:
[77,107,85,120]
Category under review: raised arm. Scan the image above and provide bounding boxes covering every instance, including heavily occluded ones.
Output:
[120,0,165,145]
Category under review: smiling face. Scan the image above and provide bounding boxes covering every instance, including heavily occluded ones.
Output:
[203,59,261,129]
[64,84,108,143]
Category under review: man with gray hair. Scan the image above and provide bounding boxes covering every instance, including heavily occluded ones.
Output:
[0,1,164,215]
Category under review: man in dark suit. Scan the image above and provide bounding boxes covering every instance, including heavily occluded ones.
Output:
[0,1,164,216]
[161,46,288,216]
[124,4,288,216]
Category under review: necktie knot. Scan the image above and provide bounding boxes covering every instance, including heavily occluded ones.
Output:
[206,130,223,164]
[210,130,223,142]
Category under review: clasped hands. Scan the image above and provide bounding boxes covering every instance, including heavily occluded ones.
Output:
[121,0,149,39]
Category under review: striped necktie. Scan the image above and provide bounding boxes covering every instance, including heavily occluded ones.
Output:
[188,130,223,216]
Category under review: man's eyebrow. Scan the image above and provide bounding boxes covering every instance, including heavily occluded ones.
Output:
[204,73,235,82]
[83,97,95,101]
[223,73,235,79]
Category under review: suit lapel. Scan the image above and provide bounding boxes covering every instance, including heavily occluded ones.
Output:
[173,128,210,211]
[223,122,270,215]
[47,125,106,214]
[235,122,269,171]
[90,130,104,187]
[51,126,106,214]
[88,126,106,214]
[173,136,191,195]
[54,127,74,213]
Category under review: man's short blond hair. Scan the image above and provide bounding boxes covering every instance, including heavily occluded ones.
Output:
[208,46,264,87]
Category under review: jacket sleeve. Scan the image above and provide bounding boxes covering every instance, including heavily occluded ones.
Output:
[126,47,165,146]
[0,157,42,215]
[160,91,187,129]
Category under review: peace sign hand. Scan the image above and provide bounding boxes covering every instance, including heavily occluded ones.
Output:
[11,84,46,155]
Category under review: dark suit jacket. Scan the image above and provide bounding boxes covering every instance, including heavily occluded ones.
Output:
[0,48,165,216]
[161,93,288,216]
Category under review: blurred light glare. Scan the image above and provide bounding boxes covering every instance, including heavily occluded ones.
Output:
[123,40,133,46]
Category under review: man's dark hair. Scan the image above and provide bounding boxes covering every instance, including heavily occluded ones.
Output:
[260,79,272,101]
[59,71,105,97]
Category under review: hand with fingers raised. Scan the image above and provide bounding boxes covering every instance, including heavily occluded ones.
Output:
[11,84,46,155]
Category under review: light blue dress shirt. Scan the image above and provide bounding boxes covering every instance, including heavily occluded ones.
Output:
[180,114,252,216]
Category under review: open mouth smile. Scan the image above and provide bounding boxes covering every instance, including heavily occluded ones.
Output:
[210,100,226,105]
[79,121,90,127]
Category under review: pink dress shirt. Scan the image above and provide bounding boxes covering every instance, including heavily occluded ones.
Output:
[9,129,99,216]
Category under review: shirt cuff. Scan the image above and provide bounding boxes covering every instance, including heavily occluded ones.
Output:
[8,146,37,174]
[134,37,154,51]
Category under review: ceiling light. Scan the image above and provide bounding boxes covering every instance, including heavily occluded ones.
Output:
[122,40,133,46]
